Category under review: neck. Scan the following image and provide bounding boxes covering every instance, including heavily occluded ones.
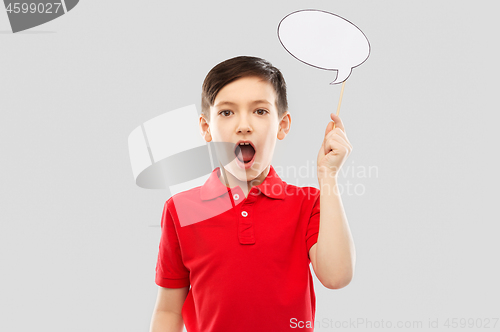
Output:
[218,164,270,197]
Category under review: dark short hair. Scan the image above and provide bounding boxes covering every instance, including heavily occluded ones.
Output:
[201,56,288,122]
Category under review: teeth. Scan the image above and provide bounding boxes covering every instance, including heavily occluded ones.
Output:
[239,142,250,145]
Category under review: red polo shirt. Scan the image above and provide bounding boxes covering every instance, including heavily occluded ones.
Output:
[155,165,321,331]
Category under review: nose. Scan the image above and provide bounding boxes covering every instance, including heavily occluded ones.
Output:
[236,114,252,133]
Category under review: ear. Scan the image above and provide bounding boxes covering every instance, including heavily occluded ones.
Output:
[199,115,212,142]
[277,111,291,140]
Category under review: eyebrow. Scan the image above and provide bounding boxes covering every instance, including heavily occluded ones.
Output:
[214,100,272,108]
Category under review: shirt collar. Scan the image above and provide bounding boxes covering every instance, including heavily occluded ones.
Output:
[200,165,285,201]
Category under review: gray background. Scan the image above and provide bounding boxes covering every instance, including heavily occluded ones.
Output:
[1,0,499,331]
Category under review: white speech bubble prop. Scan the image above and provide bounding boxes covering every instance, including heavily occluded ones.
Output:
[278,9,370,84]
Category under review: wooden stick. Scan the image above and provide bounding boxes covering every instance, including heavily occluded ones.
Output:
[334,80,346,129]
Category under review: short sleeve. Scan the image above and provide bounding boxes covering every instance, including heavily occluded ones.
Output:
[305,189,321,260]
[155,199,190,288]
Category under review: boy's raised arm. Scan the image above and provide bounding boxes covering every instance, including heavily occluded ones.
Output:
[313,113,356,289]
[150,286,189,332]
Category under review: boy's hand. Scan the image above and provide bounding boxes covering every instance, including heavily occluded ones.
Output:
[317,113,353,180]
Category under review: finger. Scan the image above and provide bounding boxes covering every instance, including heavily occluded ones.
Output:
[324,129,351,154]
[324,138,351,156]
[330,113,346,133]
[328,133,352,151]
[324,132,352,153]
[324,127,353,150]
[324,139,349,156]
[324,120,335,137]
[330,127,352,147]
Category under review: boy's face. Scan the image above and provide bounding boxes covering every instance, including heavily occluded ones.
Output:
[200,76,291,182]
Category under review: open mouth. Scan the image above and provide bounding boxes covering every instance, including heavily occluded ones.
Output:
[234,141,256,164]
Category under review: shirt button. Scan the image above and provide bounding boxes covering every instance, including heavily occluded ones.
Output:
[233,194,239,200]
[241,211,248,217]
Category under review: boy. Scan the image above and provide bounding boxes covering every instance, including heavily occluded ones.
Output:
[150,56,355,332]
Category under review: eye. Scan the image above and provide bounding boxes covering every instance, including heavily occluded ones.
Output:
[255,109,269,115]
[218,110,233,117]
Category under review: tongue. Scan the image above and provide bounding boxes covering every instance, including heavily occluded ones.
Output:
[237,145,255,162]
